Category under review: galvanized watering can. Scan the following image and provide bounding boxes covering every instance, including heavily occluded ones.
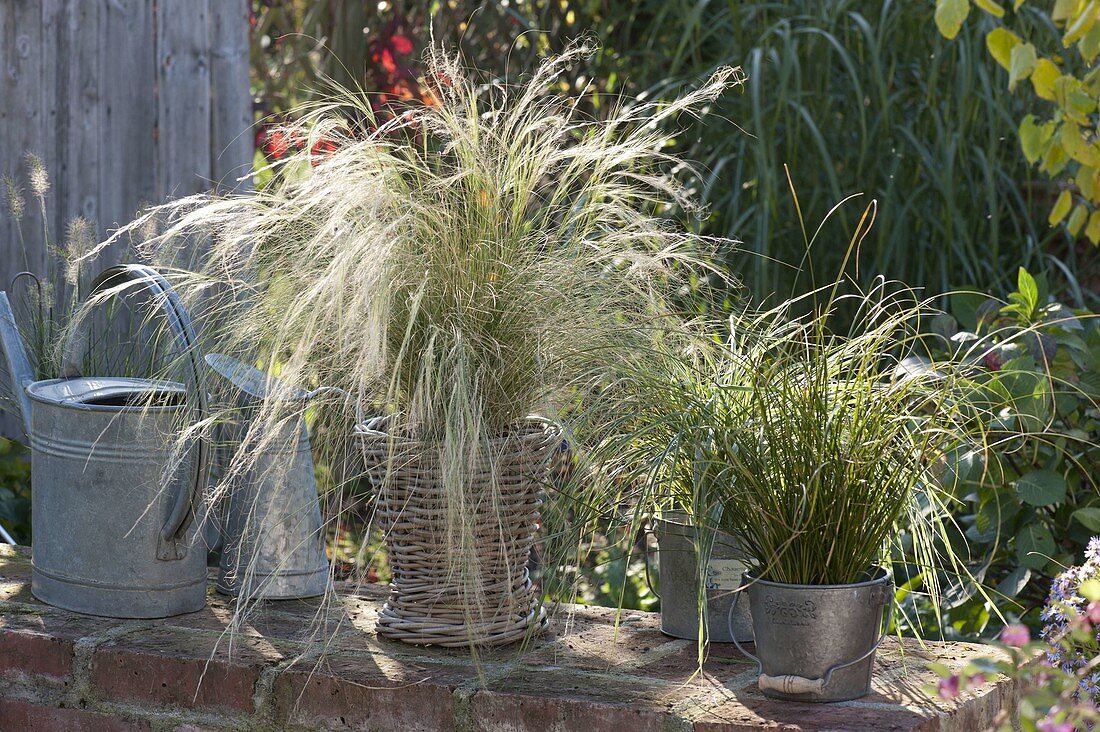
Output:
[206,354,330,600]
[0,265,209,618]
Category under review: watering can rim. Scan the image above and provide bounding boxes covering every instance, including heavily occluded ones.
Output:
[741,565,890,591]
[26,376,189,413]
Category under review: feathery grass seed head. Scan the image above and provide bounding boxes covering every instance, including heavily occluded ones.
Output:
[2,176,24,220]
[25,152,49,198]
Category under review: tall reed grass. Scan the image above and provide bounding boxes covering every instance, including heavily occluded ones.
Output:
[596,0,1052,301]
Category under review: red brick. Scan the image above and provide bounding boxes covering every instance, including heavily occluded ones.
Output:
[0,628,72,682]
[472,689,667,732]
[469,667,703,732]
[0,610,119,684]
[274,653,464,731]
[691,699,931,732]
[0,698,151,732]
[90,626,273,714]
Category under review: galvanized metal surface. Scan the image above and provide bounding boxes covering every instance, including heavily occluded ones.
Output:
[739,568,892,703]
[1,265,210,618]
[0,291,35,440]
[654,515,753,643]
[209,354,329,600]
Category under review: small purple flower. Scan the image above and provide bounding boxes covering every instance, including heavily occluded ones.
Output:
[1079,672,1100,699]
[937,674,960,700]
[1087,537,1100,561]
[1001,624,1031,647]
[967,672,987,686]
[1087,602,1100,625]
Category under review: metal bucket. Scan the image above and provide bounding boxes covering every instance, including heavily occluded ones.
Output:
[211,354,330,600]
[653,514,753,643]
[732,567,892,702]
[0,265,209,618]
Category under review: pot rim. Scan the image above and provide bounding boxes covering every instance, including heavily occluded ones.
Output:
[742,565,890,591]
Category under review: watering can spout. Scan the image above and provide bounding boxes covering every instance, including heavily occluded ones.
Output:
[0,291,36,440]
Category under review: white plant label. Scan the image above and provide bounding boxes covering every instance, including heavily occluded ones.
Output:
[704,558,746,591]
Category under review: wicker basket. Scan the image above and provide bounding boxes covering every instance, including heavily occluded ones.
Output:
[356,418,561,647]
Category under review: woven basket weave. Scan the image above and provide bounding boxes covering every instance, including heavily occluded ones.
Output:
[356,418,561,647]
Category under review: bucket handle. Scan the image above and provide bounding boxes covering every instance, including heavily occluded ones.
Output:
[642,521,660,600]
[59,265,208,561]
[727,575,893,698]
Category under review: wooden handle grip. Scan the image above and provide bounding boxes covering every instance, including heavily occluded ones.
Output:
[758,674,826,696]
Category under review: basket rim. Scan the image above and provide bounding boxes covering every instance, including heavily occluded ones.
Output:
[354,414,563,448]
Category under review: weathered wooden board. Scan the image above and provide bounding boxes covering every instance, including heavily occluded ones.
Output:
[0,0,251,438]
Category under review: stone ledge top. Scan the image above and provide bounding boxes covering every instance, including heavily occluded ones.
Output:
[0,544,1014,731]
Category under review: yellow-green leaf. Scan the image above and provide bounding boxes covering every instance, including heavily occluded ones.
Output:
[1064,0,1098,46]
[1042,141,1071,175]
[1060,121,1100,166]
[1055,76,1098,123]
[1078,165,1099,200]
[1016,114,1042,161]
[1068,203,1089,236]
[1031,58,1061,100]
[987,27,1022,70]
[936,0,971,39]
[1082,578,1100,602]
[1009,43,1038,91]
[1054,0,1079,22]
[1086,210,1100,243]
[1082,21,1100,62]
[1050,189,1073,225]
[1014,0,1025,7]
[974,0,1006,15]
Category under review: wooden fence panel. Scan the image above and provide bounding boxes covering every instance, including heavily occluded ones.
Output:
[0,0,252,438]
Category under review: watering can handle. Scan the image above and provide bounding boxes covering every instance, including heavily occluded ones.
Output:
[728,576,894,698]
[59,265,208,561]
[0,292,36,440]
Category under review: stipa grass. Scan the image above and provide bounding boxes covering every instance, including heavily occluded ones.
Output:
[100,44,744,647]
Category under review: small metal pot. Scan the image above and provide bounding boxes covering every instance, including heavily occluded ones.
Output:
[731,567,892,702]
[651,512,753,643]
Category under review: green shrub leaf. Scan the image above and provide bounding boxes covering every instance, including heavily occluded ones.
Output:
[1016,266,1039,313]
[937,0,971,39]
[1014,470,1067,506]
[1016,522,1056,569]
[996,566,1031,597]
[1073,507,1100,531]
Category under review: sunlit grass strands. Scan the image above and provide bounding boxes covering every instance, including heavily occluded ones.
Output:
[112,44,743,646]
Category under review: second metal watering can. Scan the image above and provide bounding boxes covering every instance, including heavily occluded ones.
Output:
[206,354,330,600]
[0,264,210,618]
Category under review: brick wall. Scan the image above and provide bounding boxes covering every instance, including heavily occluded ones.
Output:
[0,546,1015,731]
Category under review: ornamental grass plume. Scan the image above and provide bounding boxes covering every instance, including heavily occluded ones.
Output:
[100,43,744,641]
